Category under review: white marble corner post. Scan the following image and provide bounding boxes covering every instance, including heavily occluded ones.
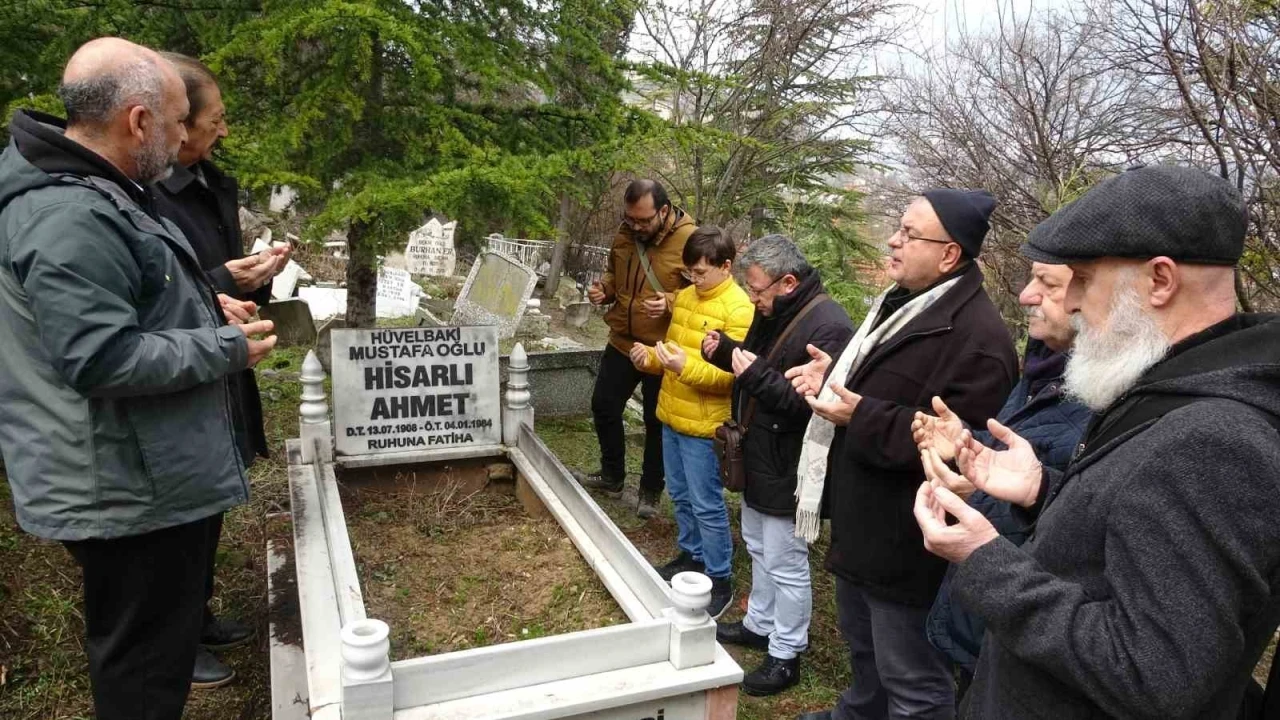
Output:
[340,618,393,720]
[299,350,334,464]
[665,572,717,670]
[503,342,535,445]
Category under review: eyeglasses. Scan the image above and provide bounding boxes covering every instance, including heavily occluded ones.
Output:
[622,208,664,229]
[892,227,951,245]
[681,264,727,282]
[745,275,784,297]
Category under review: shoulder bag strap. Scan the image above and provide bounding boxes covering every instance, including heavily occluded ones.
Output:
[633,238,668,296]
[740,293,829,428]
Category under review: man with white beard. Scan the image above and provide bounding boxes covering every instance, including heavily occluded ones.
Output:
[912,165,1280,719]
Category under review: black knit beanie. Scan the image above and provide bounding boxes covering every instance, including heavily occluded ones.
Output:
[921,189,997,258]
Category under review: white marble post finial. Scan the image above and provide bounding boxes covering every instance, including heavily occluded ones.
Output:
[666,571,717,669]
[669,571,712,627]
[300,351,328,425]
[503,343,534,445]
[341,618,391,682]
[341,619,394,719]
[299,350,333,463]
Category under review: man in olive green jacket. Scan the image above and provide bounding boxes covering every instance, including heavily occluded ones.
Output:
[0,39,275,720]
[581,179,695,517]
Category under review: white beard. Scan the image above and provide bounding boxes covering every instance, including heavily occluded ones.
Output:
[1063,282,1171,412]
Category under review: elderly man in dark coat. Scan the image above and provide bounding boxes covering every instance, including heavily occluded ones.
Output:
[787,190,1018,720]
[912,261,1091,696]
[152,52,289,688]
[916,165,1280,719]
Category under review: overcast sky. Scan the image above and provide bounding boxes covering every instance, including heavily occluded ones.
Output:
[876,0,1069,73]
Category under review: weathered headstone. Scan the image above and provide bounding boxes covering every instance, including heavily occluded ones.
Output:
[298,286,347,321]
[375,266,419,319]
[330,326,501,455]
[269,185,297,214]
[259,298,318,347]
[451,251,538,339]
[405,218,458,277]
[252,238,304,301]
[314,316,347,373]
[565,301,592,329]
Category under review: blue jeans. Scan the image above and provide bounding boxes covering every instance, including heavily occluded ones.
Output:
[662,425,732,578]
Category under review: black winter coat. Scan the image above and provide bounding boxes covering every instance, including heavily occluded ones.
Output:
[154,161,268,463]
[705,270,855,516]
[826,262,1017,607]
[954,314,1280,720]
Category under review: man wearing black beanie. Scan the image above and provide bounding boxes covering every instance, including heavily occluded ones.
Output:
[788,191,1016,720]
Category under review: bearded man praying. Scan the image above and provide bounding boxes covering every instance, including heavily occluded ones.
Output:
[914,165,1280,719]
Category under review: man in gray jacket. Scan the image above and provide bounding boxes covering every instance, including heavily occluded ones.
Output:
[914,165,1280,719]
[0,38,276,720]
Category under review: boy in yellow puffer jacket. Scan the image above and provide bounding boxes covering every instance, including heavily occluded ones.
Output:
[629,226,754,618]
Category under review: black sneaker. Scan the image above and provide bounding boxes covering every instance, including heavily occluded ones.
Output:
[191,646,235,690]
[716,620,770,651]
[572,469,624,493]
[201,616,253,650]
[636,488,660,519]
[707,575,734,619]
[795,710,833,720]
[743,653,801,696]
[655,550,704,581]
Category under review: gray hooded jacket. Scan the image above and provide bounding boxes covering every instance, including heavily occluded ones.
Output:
[0,110,250,541]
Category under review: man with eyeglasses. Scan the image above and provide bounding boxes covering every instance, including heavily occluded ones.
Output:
[700,234,854,696]
[578,179,696,519]
[785,190,1017,720]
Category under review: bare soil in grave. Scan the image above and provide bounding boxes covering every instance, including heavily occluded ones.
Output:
[336,459,627,662]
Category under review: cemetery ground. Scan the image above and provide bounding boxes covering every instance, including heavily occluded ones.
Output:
[1,344,1275,719]
[0,343,848,720]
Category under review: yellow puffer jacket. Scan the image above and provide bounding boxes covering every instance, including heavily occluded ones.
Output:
[638,276,754,438]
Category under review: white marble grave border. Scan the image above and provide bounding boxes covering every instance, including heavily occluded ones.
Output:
[274,347,742,720]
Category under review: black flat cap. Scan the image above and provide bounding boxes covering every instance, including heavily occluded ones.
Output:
[1021,165,1246,266]
[922,188,996,258]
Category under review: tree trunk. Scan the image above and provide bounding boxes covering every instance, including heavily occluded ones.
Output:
[345,219,378,328]
[543,191,574,298]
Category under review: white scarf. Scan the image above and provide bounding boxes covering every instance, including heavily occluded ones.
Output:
[794,276,962,542]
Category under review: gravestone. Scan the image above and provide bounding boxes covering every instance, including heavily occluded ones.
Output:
[269,185,297,214]
[375,266,419,319]
[298,286,347,321]
[330,326,502,455]
[259,298,318,347]
[251,238,303,301]
[314,316,347,373]
[451,251,538,339]
[564,301,592,329]
[405,218,458,277]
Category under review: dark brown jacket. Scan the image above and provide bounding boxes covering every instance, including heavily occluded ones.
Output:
[826,262,1017,606]
[600,209,695,354]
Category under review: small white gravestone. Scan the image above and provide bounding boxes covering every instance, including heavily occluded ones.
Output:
[298,286,347,321]
[375,266,419,319]
[404,218,458,277]
[269,185,297,214]
[252,238,303,301]
[330,326,501,456]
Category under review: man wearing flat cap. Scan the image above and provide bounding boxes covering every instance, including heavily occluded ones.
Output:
[914,165,1280,719]
[786,190,1017,720]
